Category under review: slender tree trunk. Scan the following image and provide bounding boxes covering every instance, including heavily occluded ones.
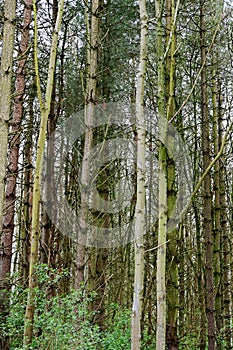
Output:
[165,1,179,348]
[195,203,207,350]
[0,0,17,348]
[131,1,148,349]
[40,0,58,268]
[87,0,110,329]
[74,0,100,289]
[88,142,109,328]
[218,87,231,349]
[103,0,111,102]
[212,54,222,344]
[1,0,32,289]
[156,1,167,349]
[23,0,64,344]
[192,79,207,350]
[20,91,34,286]
[200,1,216,349]
[0,0,16,232]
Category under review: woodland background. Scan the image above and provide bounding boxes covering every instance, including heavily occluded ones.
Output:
[0,0,233,349]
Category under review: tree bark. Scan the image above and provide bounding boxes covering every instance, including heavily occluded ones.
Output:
[74,0,100,289]
[200,1,216,348]
[1,0,32,284]
[156,1,167,349]
[23,0,64,344]
[218,87,231,349]
[20,90,34,286]
[165,1,179,349]
[131,1,148,349]
[0,0,17,348]
[212,54,222,344]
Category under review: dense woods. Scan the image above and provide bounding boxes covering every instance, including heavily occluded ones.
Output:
[0,0,233,349]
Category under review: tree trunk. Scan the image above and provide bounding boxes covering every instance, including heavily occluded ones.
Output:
[212,54,222,344]
[156,1,167,349]
[23,0,64,344]
[40,0,59,268]
[165,0,179,348]
[20,91,34,286]
[192,75,206,350]
[218,87,231,349]
[74,0,100,290]
[200,1,216,348]
[0,0,17,348]
[131,1,148,349]
[1,0,32,286]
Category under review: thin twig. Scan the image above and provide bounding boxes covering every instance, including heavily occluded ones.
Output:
[145,240,170,253]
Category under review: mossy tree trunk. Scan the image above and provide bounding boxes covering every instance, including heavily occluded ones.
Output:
[23,0,64,345]
[155,0,167,349]
[165,0,179,348]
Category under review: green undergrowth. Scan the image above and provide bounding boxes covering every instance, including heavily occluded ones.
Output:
[1,265,156,349]
[1,265,226,349]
